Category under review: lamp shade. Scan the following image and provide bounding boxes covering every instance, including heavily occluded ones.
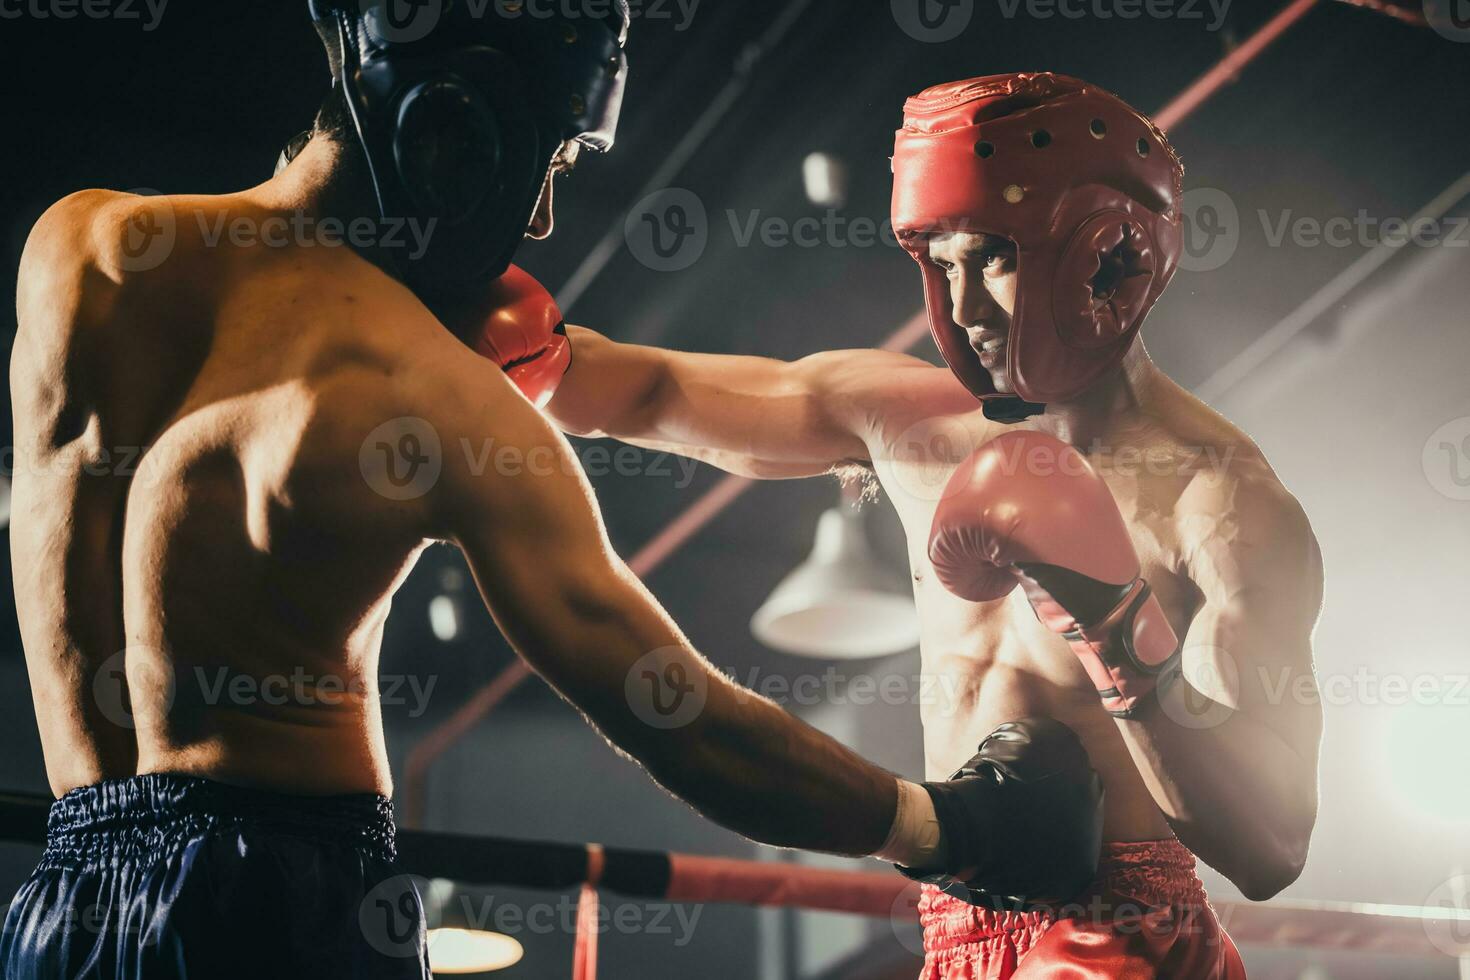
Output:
[423,880,524,974]
[750,507,919,659]
[426,928,523,974]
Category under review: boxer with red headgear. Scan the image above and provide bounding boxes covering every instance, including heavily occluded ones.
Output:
[892,72,1184,423]
[553,71,1324,978]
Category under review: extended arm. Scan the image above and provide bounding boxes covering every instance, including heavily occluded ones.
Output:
[547,326,950,478]
[416,340,898,854]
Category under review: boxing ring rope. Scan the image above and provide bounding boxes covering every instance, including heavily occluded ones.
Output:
[1151,0,1320,131]
[0,792,1465,968]
[401,0,1338,829]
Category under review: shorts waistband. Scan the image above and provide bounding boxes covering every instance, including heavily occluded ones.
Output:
[1086,838,1207,906]
[40,773,397,869]
[919,839,1212,951]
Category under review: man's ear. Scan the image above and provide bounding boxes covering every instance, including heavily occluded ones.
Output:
[274,130,313,177]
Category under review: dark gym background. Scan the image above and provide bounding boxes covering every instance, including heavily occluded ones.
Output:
[1,2,1467,976]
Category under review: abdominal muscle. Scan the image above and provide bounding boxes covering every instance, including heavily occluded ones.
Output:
[915,582,1175,844]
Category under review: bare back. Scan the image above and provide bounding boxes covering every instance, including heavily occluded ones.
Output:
[11,190,453,797]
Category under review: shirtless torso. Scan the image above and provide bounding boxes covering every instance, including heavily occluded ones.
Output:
[868,363,1292,843]
[551,327,1325,895]
[12,186,452,797]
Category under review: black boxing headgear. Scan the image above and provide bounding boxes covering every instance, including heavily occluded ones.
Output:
[308,0,628,301]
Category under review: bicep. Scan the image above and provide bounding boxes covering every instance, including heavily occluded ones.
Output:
[422,351,682,691]
[1182,494,1325,751]
[437,368,618,621]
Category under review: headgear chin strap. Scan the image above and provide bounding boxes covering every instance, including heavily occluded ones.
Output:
[891,73,1183,423]
[308,0,628,302]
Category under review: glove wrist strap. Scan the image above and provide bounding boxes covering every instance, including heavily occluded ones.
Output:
[1066,579,1182,718]
[874,779,945,868]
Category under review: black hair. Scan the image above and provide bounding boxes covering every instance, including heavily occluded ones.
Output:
[314,84,356,143]
[309,10,355,144]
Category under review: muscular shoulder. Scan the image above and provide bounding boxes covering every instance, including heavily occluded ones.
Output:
[796,348,957,402]
[800,349,981,449]
[1175,440,1322,610]
[25,188,124,251]
[16,189,191,350]
[22,188,176,287]
[13,191,139,433]
[19,191,119,324]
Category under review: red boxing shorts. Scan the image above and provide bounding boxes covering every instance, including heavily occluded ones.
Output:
[917,839,1246,979]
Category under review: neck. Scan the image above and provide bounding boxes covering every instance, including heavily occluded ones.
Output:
[251,135,399,280]
[1023,339,1162,449]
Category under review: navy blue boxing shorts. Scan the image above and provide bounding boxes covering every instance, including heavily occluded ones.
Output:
[0,774,430,979]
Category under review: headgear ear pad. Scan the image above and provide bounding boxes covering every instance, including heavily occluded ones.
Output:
[393,79,503,219]
[364,44,550,293]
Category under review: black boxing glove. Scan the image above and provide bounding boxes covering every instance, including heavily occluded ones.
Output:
[897,717,1104,909]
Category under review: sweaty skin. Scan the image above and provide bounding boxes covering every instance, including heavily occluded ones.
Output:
[8,137,900,858]
[548,233,1325,901]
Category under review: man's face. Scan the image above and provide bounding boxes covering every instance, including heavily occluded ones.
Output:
[927,232,1019,393]
[526,141,582,241]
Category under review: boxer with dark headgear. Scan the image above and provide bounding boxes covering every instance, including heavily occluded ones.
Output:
[3,8,1014,977]
[550,72,1324,977]
[305,0,627,299]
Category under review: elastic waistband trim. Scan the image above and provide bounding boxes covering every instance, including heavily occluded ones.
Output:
[40,773,396,869]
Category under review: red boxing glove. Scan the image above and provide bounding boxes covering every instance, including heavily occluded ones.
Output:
[466,265,571,408]
[928,431,1181,718]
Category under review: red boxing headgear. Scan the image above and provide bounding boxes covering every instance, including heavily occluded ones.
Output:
[891,73,1183,423]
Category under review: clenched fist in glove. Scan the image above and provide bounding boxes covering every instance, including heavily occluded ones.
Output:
[458,265,572,408]
[928,430,1182,718]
